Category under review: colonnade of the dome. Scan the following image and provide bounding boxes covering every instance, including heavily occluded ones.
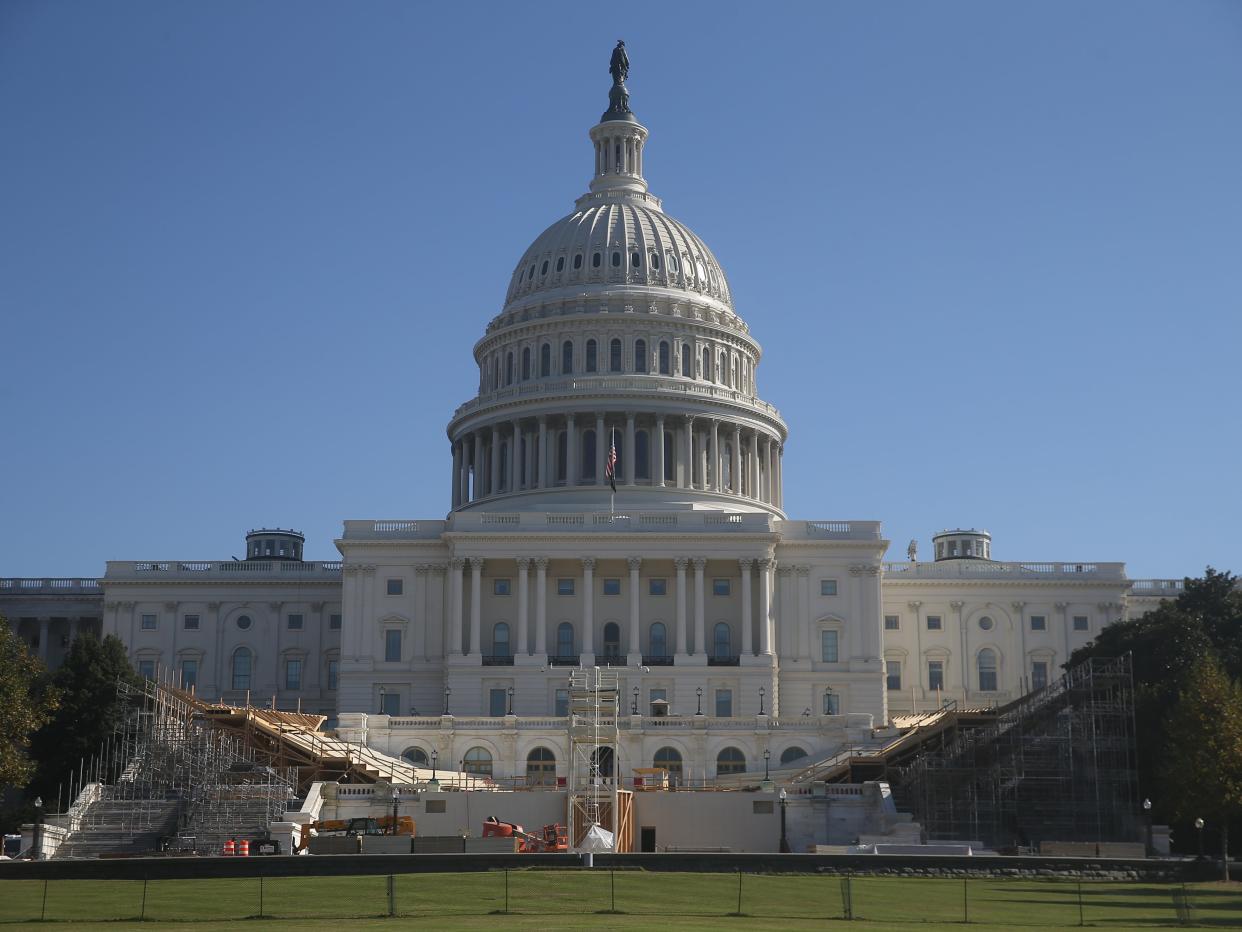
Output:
[450,410,784,511]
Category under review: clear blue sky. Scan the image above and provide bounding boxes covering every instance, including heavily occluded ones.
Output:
[2,1,1239,579]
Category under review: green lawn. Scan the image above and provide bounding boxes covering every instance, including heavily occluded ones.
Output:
[0,872,1239,929]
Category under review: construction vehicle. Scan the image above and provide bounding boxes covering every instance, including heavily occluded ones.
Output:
[481,816,568,853]
[295,816,414,853]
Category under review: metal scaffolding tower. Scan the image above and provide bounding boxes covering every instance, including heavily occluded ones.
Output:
[567,667,620,850]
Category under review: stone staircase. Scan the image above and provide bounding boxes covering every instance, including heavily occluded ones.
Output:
[53,795,182,859]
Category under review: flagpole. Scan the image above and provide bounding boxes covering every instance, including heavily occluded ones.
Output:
[610,427,616,518]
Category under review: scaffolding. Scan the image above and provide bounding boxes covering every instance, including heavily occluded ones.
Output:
[567,668,630,851]
[893,655,1140,850]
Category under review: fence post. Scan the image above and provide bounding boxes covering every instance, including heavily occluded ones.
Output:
[611,867,616,913]
[141,876,148,921]
[963,876,968,923]
[259,874,264,919]
[736,867,743,916]
[387,874,395,917]
[41,878,48,922]
[1077,878,1084,927]
[504,868,509,914]
[842,873,853,921]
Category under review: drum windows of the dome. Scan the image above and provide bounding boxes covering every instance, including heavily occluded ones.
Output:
[540,260,549,276]
[650,252,660,270]
[669,253,680,273]
[611,251,621,268]
[609,339,622,372]
[631,251,641,268]
[574,253,583,270]
[585,339,598,372]
[528,264,536,280]
[592,252,601,268]
[556,256,564,272]
[695,258,707,280]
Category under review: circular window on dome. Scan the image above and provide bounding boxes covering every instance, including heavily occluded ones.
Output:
[978,616,994,631]
[237,615,252,631]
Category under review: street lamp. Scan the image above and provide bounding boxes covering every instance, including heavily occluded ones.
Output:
[695,686,703,716]
[1142,798,1153,856]
[32,797,43,861]
[778,788,790,853]
[759,686,765,716]
[378,686,386,715]
[763,749,771,781]
[1195,817,1205,860]
[429,749,439,790]
[391,787,401,835]
[507,686,514,715]
[632,686,639,715]
[443,686,451,715]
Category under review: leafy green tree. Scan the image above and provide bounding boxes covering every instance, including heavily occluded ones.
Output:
[0,619,58,790]
[1160,660,1242,880]
[27,634,140,804]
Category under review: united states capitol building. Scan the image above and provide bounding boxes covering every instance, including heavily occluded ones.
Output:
[2,51,1184,789]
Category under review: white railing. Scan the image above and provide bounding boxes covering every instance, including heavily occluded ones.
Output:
[106,561,342,579]
[340,520,446,540]
[1130,579,1185,592]
[778,520,883,541]
[880,560,1127,580]
[443,511,777,533]
[0,578,101,592]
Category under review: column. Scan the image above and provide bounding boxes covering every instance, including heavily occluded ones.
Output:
[674,558,688,654]
[489,426,500,495]
[37,617,50,662]
[952,601,966,689]
[451,440,462,508]
[581,558,596,654]
[682,417,693,489]
[692,557,707,656]
[470,432,481,502]
[710,420,721,492]
[625,412,636,486]
[654,414,666,487]
[732,425,742,494]
[448,558,464,656]
[517,558,530,655]
[776,444,784,508]
[535,558,548,655]
[509,420,520,492]
[1012,601,1026,690]
[698,428,708,489]
[566,413,578,486]
[538,417,548,489]
[748,432,759,499]
[758,559,773,655]
[524,427,535,490]
[595,413,606,485]
[739,559,754,656]
[469,558,483,657]
[797,566,811,661]
[628,557,642,654]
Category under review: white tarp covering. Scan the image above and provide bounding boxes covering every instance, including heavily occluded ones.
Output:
[579,824,615,852]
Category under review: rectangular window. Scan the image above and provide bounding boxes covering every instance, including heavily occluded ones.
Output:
[820,579,838,596]
[554,688,570,717]
[285,658,302,690]
[141,613,157,631]
[884,615,900,631]
[138,659,155,680]
[183,614,200,631]
[386,579,403,595]
[287,613,303,630]
[926,615,942,631]
[1073,615,1089,631]
[649,578,667,596]
[1030,615,1046,631]
[603,578,621,596]
[493,579,511,596]
[330,614,342,630]
[180,659,197,688]
[979,667,998,692]
[715,689,733,718]
[820,630,839,663]
[557,579,575,596]
[1031,661,1049,691]
[489,688,507,717]
[886,660,902,691]
[382,692,401,716]
[384,629,402,662]
[327,659,339,691]
[712,579,731,597]
[928,660,944,691]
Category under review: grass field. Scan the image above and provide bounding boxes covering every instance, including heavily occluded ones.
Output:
[0,872,1239,930]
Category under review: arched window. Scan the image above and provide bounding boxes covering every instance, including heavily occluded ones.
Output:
[540,343,551,377]
[722,443,732,490]
[611,251,621,268]
[526,747,556,786]
[649,622,668,658]
[634,339,647,373]
[609,338,622,372]
[556,622,574,659]
[231,647,252,691]
[463,746,493,776]
[664,431,675,482]
[681,343,691,377]
[591,746,614,779]
[557,431,568,483]
[731,357,738,388]
[506,352,514,385]
[702,346,711,381]
[654,746,683,780]
[402,747,429,767]
[582,429,596,479]
[635,430,650,480]
[719,352,728,385]
[586,339,598,373]
[492,622,510,659]
[650,251,660,271]
[562,340,573,374]
[780,746,809,765]
[713,622,732,661]
[602,622,621,659]
[978,648,998,692]
[716,746,746,776]
[658,341,670,375]
[522,347,531,381]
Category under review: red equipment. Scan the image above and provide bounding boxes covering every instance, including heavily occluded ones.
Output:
[481,816,568,853]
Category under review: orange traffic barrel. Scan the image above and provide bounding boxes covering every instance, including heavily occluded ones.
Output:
[239,839,250,857]
[223,839,235,857]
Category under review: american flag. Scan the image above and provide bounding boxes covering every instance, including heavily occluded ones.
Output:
[605,430,618,493]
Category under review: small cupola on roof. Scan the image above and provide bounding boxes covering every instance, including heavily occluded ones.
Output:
[245,528,304,562]
[933,529,993,561]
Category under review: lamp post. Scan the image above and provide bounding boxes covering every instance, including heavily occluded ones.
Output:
[695,686,703,716]
[824,686,836,715]
[378,685,386,715]
[392,788,400,835]
[32,796,43,861]
[1142,798,1152,856]
[1195,818,1205,860]
[778,788,790,853]
[632,686,639,715]
[759,686,765,716]
[429,749,439,790]
[443,685,451,715]
[507,686,514,715]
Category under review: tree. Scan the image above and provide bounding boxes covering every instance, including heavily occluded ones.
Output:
[0,619,58,791]
[27,634,140,805]
[1160,660,1242,880]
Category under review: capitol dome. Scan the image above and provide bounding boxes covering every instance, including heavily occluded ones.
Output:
[445,56,788,517]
